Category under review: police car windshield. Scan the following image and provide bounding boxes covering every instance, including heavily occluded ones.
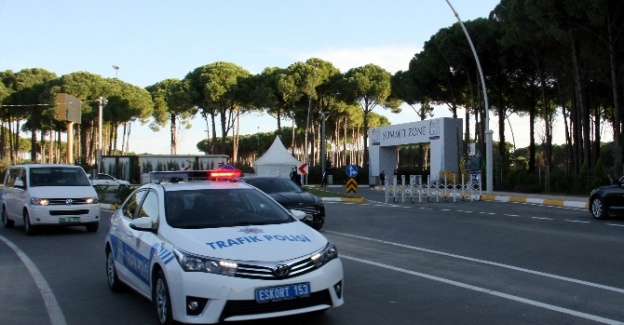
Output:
[165,188,293,229]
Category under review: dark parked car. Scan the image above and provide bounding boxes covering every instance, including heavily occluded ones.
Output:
[589,176,624,219]
[240,176,325,230]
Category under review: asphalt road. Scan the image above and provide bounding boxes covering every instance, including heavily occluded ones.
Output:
[1,190,623,325]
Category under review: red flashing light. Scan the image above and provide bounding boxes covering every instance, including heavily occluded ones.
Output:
[208,169,241,180]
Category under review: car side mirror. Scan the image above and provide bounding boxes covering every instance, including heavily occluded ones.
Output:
[14,179,24,188]
[130,216,157,232]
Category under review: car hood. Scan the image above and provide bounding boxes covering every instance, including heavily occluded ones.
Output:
[269,192,320,205]
[591,183,620,193]
[168,221,327,261]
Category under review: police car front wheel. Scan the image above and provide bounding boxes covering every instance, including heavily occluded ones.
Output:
[154,270,174,325]
[106,249,126,292]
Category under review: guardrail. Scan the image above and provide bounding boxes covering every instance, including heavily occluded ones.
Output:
[383,174,482,204]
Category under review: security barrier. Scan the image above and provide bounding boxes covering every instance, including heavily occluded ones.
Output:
[383,174,482,204]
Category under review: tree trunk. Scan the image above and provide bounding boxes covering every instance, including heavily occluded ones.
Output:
[170,114,177,155]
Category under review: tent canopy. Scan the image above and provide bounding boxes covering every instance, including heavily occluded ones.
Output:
[253,136,302,178]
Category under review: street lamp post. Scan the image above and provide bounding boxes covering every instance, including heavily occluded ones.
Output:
[443,0,493,193]
[320,111,328,177]
[97,96,106,173]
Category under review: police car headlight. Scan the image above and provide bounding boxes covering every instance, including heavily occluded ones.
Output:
[310,242,338,267]
[173,248,238,276]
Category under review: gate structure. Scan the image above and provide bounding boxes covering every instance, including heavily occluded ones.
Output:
[368,117,463,185]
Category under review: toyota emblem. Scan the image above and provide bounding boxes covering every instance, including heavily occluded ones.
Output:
[65,199,73,205]
[273,264,290,277]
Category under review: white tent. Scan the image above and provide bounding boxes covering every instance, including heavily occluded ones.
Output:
[253,136,303,178]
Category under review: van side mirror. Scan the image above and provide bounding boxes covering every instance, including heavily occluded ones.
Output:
[14,178,24,188]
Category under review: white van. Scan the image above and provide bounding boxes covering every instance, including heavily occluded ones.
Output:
[1,164,100,235]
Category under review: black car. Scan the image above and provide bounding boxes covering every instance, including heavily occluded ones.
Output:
[239,176,325,230]
[589,176,624,219]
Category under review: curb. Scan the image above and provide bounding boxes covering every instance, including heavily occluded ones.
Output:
[99,203,118,210]
[480,194,588,209]
[321,197,366,203]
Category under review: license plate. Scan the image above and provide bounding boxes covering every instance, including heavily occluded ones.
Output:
[60,217,80,223]
[255,282,311,303]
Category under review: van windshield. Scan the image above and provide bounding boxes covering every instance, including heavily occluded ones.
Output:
[29,167,91,187]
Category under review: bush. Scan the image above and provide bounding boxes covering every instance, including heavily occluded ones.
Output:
[93,184,138,204]
[113,184,138,204]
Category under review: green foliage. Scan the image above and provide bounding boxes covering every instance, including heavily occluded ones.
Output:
[592,158,605,190]
[577,162,591,194]
[93,184,138,204]
[93,185,109,202]
[113,184,138,204]
[611,142,622,178]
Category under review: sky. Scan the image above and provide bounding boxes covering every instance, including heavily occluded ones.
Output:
[2,0,595,155]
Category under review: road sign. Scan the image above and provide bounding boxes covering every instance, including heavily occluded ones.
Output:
[346,178,358,193]
[346,165,359,178]
[56,93,82,123]
[298,163,308,175]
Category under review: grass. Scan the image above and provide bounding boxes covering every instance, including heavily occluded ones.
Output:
[306,187,351,198]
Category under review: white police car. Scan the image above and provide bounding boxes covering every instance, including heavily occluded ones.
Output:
[104,170,344,324]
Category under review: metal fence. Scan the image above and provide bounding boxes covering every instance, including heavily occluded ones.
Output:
[383,174,482,204]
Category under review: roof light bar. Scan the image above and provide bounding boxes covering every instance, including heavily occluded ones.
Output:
[148,169,241,183]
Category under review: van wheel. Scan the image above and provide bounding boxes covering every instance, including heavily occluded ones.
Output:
[2,206,14,228]
[24,211,35,235]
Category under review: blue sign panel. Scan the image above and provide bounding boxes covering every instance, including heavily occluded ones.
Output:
[346,165,359,178]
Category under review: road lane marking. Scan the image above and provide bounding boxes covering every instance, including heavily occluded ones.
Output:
[0,235,67,325]
[327,231,624,295]
[606,223,624,228]
[565,220,591,224]
[340,254,624,325]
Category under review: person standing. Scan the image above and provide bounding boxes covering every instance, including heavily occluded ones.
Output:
[379,170,385,186]
[290,167,296,182]
[294,171,302,186]
[321,171,328,187]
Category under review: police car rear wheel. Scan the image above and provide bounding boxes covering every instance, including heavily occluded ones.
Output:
[2,206,14,228]
[106,249,126,292]
[154,270,174,325]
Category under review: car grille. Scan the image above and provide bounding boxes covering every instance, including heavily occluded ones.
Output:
[235,255,318,280]
[46,198,94,206]
[49,210,90,216]
[283,204,320,216]
[220,289,331,321]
